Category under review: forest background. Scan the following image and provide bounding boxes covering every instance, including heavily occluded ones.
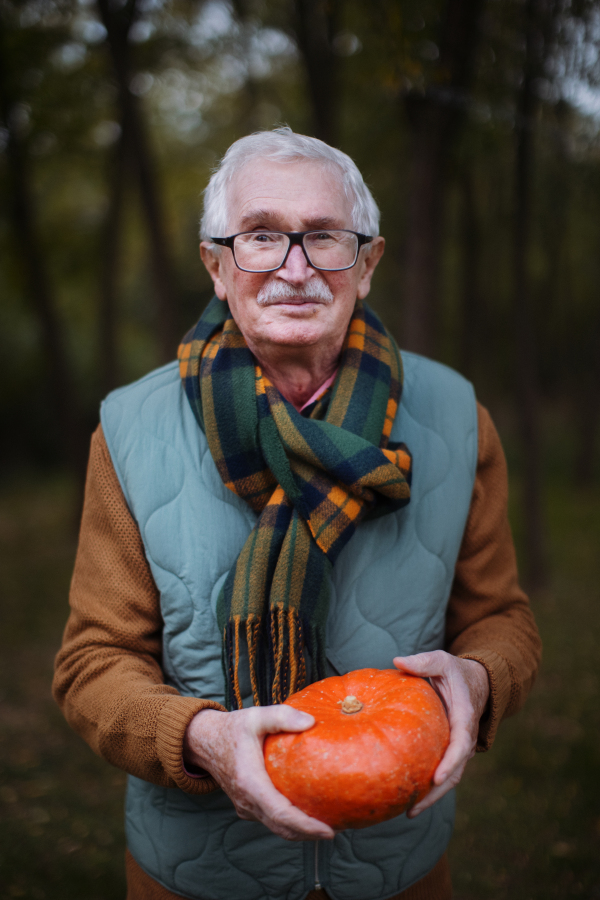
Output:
[1,0,599,897]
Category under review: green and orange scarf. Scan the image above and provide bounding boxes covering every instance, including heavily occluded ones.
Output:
[178,295,412,709]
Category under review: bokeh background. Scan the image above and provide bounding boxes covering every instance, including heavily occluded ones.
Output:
[1,0,600,897]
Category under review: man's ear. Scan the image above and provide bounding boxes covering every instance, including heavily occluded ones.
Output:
[356,237,385,301]
[200,242,227,300]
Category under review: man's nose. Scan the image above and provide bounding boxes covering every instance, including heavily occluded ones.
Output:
[276,243,314,284]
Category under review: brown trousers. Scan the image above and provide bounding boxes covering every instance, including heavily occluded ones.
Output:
[125,849,452,900]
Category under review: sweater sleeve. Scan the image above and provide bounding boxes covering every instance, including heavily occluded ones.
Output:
[445,403,542,751]
[52,425,226,794]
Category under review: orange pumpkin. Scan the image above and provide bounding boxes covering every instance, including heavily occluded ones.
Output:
[263,668,449,831]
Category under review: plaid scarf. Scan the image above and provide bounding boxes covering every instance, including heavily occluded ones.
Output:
[178,295,412,709]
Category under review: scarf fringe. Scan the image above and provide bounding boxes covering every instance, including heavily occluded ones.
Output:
[224,608,313,709]
[224,617,244,711]
[269,606,307,705]
[303,619,328,686]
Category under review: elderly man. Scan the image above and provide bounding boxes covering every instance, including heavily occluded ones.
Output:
[54,127,541,900]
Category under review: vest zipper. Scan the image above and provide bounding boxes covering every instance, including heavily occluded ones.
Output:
[314,840,321,890]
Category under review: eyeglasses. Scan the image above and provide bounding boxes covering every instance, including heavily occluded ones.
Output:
[209,230,373,273]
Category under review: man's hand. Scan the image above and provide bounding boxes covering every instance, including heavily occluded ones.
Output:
[183,705,335,842]
[393,651,490,818]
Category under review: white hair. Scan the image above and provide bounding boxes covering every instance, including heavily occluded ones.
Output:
[200,126,380,242]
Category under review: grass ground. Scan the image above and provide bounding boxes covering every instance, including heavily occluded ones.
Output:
[450,480,600,899]
[0,475,126,900]
[0,471,598,899]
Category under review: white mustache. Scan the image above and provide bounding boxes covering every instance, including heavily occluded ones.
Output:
[256,279,334,306]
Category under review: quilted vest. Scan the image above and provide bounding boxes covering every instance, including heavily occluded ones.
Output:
[101,350,477,900]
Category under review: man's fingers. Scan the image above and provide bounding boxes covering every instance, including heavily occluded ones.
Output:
[235,744,334,840]
[433,683,477,782]
[277,810,335,841]
[408,738,471,819]
[251,704,315,737]
[393,651,447,678]
[188,706,332,841]
[407,763,465,819]
[241,768,334,840]
[264,801,335,841]
[433,731,474,784]
[391,652,486,817]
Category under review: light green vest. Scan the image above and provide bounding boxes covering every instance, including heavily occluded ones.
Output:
[101,351,477,900]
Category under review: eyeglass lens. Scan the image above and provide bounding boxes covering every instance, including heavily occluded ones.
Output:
[233,231,359,272]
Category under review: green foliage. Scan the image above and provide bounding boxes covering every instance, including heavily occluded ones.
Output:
[1,0,600,475]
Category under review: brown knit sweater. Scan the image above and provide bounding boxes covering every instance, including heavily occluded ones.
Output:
[53,403,541,900]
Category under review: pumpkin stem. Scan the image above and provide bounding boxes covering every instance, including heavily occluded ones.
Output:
[338,695,364,715]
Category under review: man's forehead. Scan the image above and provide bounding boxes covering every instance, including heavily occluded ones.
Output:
[227,158,351,230]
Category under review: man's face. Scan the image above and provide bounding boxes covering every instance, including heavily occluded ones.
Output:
[200,159,384,358]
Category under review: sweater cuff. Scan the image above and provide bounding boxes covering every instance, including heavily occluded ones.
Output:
[156,696,227,794]
[457,649,512,752]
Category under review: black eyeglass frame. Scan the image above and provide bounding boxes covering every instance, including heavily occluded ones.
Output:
[209,229,374,273]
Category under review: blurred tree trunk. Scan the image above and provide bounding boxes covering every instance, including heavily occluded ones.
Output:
[0,30,87,481]
[459,168,481,380]
[574,317,600,485]
[540,102,570,322]
[401,0,484,357]
[99,122,131,395]
[97,0,179,364]
[294,0,339,145]
[231,0,262,133]
[512,0,547,588]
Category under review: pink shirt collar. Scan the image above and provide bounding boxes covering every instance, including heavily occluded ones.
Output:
[298,368,339,413]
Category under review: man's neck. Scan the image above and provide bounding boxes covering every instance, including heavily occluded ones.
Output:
[249,341,342,411]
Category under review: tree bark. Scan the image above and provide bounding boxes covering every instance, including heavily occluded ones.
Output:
[575,381,600,485]
[574,314,600,486]
[401,105,446,357]
[459,168,481,380]
[512,0,547,588]
[97,0,179,364]
[294,0,339,145]
[99,122,131,395]
[231,0,263,133]
[401,0,484,357]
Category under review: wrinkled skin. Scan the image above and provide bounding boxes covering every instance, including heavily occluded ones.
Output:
[183,652,489,839]
[184,704,334,842]
[392,652,490,818]
[200,158,384,410]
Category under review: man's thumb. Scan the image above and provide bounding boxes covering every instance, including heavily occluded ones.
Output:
[263,704,315,734]
[393,653,434,675]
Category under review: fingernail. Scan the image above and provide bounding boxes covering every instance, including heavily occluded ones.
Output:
[297,713,314,725]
